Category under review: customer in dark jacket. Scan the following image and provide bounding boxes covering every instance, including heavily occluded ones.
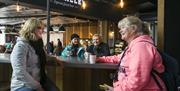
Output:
[87,34,110,57]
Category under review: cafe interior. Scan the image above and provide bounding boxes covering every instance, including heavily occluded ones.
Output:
[0,0,180,91]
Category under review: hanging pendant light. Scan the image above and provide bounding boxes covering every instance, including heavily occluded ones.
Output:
[81,0,87,10]
[119,0,124,8]
[16,0,20,12]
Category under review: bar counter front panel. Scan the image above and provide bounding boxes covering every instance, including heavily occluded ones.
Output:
[0,53,117,91]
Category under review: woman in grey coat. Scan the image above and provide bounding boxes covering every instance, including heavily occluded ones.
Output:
[10,18,59,91]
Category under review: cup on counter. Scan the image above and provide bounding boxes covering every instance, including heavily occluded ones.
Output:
[84,52,90,60]
[66,51,72,56]
[89,54,96,64]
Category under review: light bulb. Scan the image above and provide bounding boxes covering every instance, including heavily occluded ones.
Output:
[16,3,20,12]
[82,1,86,10]
[119,0,124,8]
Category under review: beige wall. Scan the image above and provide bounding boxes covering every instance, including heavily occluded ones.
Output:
[42,31,65,47]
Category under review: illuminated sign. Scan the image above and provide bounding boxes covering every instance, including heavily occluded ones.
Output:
[52,0,84,8]
[64,0,83,5]
[9,0,120,20]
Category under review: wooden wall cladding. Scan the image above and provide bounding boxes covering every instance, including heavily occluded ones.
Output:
[65,22,98,45]
[0,64,11,90]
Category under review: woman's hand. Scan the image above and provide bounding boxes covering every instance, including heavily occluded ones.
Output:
[46,55,65,68]
[105,85,113,91]
[96,57,103,63]
[55,56,66,68]
[99,84,113,91]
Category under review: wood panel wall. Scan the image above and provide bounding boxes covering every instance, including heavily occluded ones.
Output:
[0,64,11,90]
[65,22,98,45]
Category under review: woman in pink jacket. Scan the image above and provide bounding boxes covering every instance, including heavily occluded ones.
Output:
[97,16,167,91]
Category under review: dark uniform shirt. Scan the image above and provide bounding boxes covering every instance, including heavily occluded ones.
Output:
[87,42,110,57]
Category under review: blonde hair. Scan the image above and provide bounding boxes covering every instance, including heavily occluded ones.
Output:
[19,18,44,41]
[93,34,102,40]
[118,16,150,35]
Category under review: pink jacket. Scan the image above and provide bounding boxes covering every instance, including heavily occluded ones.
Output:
[97,35,167,91]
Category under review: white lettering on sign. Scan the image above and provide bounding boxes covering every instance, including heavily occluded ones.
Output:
[52,0,83,8]
[64,0,83,5]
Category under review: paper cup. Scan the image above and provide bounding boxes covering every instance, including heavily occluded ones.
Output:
[84,52,90,60]
[89,55,96,64]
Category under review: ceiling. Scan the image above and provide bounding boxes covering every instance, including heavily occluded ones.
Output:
[0,0,157,26]
[93,0,157,19]
[0,4,89,26]
[95,0,157,12]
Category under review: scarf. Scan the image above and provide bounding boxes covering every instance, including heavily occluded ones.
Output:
[29,39,47,85]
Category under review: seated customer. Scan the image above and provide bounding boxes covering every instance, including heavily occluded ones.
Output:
[87,34,110,57]
[61,33,85,58]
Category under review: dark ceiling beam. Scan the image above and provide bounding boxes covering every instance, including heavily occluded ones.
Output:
[0,2,7,8]
[139,11,157,21]
[93,0,114,4]
[0,0,14,4]
[139,7,157,13]
[0,14,61,19]
[127,0,150,6]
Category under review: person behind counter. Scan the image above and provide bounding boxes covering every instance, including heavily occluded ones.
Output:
[53,38,63,56]
[86,34,110,57]
[61,33,85,58]
[10,18,59,91]
[96,16,166,91]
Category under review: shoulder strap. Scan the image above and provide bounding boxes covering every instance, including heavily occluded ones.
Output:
[141,41,163,91]
[111,48,128,81]
[117,47,128,67]
[152,70,163,91]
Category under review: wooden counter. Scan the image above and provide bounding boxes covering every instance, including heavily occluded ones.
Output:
[54,56,117,69]
[0,53,11,91]
[47,56,117,91]
[0,54,117,91]
[0,53,10,64]
[0,54,117,69]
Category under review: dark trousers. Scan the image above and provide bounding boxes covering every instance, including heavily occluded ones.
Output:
[42,77,60,91]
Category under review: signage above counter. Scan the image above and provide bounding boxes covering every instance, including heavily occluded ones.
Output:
[2,0,124,21]
[0,0,157,22]
[53,0,83,9]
